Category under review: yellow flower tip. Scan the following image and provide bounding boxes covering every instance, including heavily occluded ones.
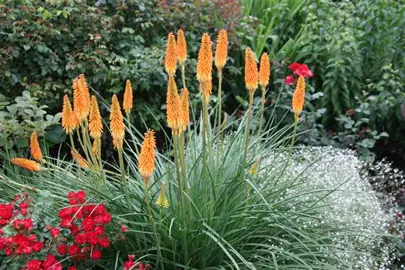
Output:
[215,29,228,71]
[73,74,91,122]
[259,53,270,87]
[71,150,89,168]
[166,76,184,135]
[123,79,133,114]
[165,32,177,76]
[89,96,103,139]
[139,129,156,181]
[155,181,169,208]
[92,137,101,157]
[62,95,78,134]
[292,76,306,120]
[177,29,187,65]
[248,157,261,176]
[244,48,258,93]
[110,94,125,150]
[200,80,212,103]
[11,158,41,172]
[180,88,190,132]
[196,33,213,82]
[30,131,43,162]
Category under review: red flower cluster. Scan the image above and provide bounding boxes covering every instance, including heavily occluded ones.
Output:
[123,254,151,270]
[57,191,112,261]
[0,233,44,256]
[24,254,62,270]
[0,193,44,257]
[0,203,13,226]
[285,62,314,85]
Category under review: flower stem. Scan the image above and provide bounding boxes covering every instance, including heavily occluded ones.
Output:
[257,85,266,137]
[173,135,188,265]
[181,64,186,89]
[145,185,153,224]
[118,148,130,209]
[216,71,223,167]
[242,91,254,174]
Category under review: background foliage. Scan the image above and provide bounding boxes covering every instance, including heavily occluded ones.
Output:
[1,0,405,162]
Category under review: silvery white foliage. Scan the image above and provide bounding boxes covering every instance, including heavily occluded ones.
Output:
[260,146,398,269]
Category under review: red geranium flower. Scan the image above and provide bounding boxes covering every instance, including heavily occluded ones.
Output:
[85,231,99,245]
[98,236,110,248]
[288,62,313,78]
[50,227,60,238]
[284,75,297,85]
[74,233,87,245]
[94,226,105,235]
[70,225,80,235]
[60,218,72,228]
[57,244,67,255]
[27,259,42,270]
[102,213,112,224]
[32,241,44,252]
[90,248,102,260]
[82,217,95,231]
[68,244,80,255]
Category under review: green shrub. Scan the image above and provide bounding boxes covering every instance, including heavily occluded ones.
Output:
[0,91,62,150]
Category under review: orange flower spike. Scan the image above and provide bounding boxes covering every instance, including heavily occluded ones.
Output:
[62,95,78,134]
[165,32,177,76]
[30,131,43,162]
[166,76,184,134]
[177,29,187,65]
[123,80,133,114]
[259,53,270,88]
[244,48,258,93]
[215,29,228,71]
[138,129,157,186]
[11,158,41,172]
[292,75,306,121]
[180,88,190,130]
[196,33,213,82]
[73,74,91,122]
[200,80,212,103]
[89,96,103,139]
[71,151,89,168]
[110,94,125,150]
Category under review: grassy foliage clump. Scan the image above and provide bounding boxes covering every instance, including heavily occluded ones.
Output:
[0,29,398,269]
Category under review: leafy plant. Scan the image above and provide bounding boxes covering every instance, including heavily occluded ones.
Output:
[0,91,62,149]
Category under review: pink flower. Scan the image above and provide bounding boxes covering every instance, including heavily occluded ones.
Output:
[284,75,297,85]
[122,225,128,233]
